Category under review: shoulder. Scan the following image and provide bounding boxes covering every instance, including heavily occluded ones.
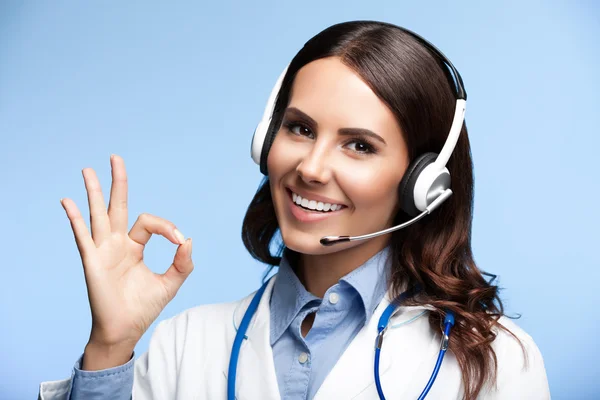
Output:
[131,291,262,398]
[158,290,257,335]
[492,316,542,368]
[137,290,259,370]
[149,277,276,345]
[484,316,550,398]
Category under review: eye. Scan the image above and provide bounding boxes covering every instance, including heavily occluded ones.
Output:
[283,120,313,138]
[345,139,377,155]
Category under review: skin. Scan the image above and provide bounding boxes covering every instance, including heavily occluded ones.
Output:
[61,56,409,369]
[267,56,410,310]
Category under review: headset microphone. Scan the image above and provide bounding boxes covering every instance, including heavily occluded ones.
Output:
[319,189,452,246]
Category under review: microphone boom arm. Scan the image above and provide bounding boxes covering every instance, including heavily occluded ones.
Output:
[320,189,452,246]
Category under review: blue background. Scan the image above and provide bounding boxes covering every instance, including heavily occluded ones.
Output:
[1,1,598,399]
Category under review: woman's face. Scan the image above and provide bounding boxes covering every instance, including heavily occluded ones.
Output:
[267,56,409,255]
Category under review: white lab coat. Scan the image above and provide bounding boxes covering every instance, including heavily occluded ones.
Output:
[39,277,550,399]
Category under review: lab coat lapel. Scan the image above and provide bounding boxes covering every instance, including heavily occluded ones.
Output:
[313,294,393,400]
[225,277,281,400]
[314,296,439,400]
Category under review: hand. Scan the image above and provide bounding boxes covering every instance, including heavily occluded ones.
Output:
[60,154,194,358]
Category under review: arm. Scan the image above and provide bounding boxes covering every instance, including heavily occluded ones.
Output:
[69,351,135,400]
[38,318,176,400]
[41,155,195,399]
[37,354,134,400]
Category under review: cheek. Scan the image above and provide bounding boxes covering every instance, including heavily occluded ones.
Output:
[337,161,403,211]
[266,132,294,178]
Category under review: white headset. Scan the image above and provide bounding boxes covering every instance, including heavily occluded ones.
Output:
[250,25,467,218]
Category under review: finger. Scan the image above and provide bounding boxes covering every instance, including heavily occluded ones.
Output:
[60,198,96,264]
[82,168,111,245]
[128,213,185,247]
[107,154,129,233]
[161,238,194,297]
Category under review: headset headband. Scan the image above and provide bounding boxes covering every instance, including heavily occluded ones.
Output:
[250,24,467,216]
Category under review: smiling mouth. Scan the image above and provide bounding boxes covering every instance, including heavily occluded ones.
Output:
[286,188,346,213]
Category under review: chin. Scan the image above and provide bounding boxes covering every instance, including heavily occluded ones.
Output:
[279,227,359,256]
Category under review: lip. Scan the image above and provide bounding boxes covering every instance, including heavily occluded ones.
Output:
[285,186,347,207]
[285,188,346,223]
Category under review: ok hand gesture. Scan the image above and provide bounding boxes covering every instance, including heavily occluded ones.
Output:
[60,155,194,369]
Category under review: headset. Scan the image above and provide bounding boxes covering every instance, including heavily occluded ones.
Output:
[249,23,467,243]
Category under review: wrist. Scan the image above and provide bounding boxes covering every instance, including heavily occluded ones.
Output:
[82,340,136,371]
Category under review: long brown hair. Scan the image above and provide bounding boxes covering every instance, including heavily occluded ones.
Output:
[242,20,520,399]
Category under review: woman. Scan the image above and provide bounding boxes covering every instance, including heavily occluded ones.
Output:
[39,21,549,399]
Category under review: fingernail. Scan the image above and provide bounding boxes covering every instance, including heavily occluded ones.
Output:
[174,229,185,244]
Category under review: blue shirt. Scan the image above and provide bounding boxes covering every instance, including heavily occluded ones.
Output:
[270,248,389,399]
[66,246,391,399]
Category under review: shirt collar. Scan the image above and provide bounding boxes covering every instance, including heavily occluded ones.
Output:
[339,245,391,324]
[269,246,391,345]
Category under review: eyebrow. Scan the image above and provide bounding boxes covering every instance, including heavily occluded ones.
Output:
[284,107,387,145]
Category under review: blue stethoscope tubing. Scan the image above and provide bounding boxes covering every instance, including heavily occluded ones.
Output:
[374,294,455,400]
[226,279,270,399]
[227,279,455,400]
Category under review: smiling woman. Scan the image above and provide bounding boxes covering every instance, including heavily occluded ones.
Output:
[38,20,549,400]
[266,57,408,259]
[242,21,550,399]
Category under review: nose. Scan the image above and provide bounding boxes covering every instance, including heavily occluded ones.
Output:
[295,143,332,185]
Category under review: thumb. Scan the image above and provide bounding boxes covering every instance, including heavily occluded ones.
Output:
[161,238,194,297]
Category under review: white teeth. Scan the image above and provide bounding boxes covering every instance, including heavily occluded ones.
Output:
[291,191,343,212]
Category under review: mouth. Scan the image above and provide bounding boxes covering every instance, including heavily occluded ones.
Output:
[285,187,347,222]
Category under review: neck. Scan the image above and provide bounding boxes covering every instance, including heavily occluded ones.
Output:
[296,235,390,298]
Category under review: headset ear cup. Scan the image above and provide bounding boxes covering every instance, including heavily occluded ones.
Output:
[253,63,291,175]
[398,152,438,217]
[259,115,281,175]
[258,124,273,175]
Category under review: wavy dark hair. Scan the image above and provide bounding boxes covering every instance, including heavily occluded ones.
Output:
[242,20,522,399]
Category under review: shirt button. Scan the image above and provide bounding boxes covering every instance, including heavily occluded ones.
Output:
[298,352,309,364]
[328,292,340,305]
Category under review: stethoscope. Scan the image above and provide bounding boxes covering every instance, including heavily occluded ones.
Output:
[227,278,455,400]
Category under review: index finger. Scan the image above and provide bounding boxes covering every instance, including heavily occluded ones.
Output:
[107,154,129,233]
